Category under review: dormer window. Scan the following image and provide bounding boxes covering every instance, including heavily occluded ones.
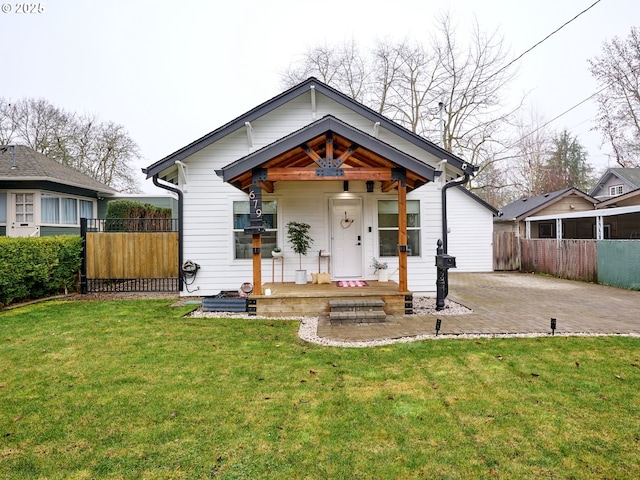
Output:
[609,185,623,196]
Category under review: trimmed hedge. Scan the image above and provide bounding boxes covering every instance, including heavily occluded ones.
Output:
[0,236,83,307]
[105,200,173,232]
[106,200,171,219]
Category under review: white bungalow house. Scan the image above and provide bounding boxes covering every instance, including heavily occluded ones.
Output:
[143,78,494,301]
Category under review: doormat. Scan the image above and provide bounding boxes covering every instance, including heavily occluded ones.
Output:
[336,280,368,287]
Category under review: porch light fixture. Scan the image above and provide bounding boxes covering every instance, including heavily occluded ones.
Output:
[435,318,442,336]
[366,181,374,193]
[343,180,349,192]
[551,317,557,335]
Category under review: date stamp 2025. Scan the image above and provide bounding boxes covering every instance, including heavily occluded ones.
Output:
[1,3,45,14]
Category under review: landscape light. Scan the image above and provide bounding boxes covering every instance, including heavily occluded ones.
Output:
[435,318,442,336]
[551,318,557,335]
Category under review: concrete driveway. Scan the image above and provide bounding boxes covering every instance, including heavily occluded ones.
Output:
[316,272,640,342]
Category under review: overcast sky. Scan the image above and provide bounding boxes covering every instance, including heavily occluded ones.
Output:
[1,0,637,193]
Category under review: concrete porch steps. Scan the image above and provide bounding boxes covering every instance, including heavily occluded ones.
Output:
[329,298,387,324]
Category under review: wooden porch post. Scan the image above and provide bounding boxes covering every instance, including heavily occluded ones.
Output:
[398,180,408,291]
[252,234,262,295]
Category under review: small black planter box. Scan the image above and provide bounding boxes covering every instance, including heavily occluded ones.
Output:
[202,292,247,312]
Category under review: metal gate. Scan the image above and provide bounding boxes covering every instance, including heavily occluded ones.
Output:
[80,218,179,293]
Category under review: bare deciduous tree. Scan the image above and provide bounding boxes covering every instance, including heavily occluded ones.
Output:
[509,108,553,198]
[280,13,520,205]
[0,98,141,192]
[589,27,640,167]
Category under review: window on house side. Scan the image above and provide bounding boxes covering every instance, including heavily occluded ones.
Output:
[609,185,623,196]
[80,200,94,220]
[41,194,95,226]
[233,200,278,259]
[538,223,554,238]
[377,200,420,257]
[0,192,7,223]
[61,198,78,224]
[41,194,60,224]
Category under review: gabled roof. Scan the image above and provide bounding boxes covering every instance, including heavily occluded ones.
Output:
[454,185,499,215]
[0,145,118,195]
[596,186,640,208]
[496,187,596,221]
[220,115,436,192]
[589,168,640,196]
[143,77,476,180]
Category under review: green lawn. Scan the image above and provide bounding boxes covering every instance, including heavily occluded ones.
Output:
[1,299,639,479]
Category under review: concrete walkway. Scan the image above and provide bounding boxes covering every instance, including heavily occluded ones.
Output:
[316,272,640,342]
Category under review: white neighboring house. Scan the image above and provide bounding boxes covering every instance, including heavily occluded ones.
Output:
[143,78,495,296]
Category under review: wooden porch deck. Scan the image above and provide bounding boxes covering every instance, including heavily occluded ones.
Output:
[252,280,413,317]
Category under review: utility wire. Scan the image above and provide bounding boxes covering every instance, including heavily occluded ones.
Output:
[511,61,640,148]
[500,0,610,148]
[508,85,608,148]
[491,0,603,83]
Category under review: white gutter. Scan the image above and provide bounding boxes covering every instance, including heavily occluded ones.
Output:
[525,204,640,222]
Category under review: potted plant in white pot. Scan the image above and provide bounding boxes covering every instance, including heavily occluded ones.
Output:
[286,221,313,284]
[371,257,389,282]
[271,247,283,258]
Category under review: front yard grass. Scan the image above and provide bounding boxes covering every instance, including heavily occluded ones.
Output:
[1,299,639,479]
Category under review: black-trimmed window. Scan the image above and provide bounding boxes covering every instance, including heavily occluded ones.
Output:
[377,200,420,257]
[538,222,554,238]
[233,200,277,259]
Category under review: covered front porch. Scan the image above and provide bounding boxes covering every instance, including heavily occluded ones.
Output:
[219,116,439,297]
[250,280,412,318]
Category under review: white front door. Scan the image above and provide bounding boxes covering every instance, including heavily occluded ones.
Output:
[8,193,37,237]
[330,198,363,278]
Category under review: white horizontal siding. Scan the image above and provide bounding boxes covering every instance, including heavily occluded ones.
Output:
[171,89,493,296]
[446,187,494,272]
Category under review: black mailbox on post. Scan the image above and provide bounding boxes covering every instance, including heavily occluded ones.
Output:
[435,239,456,311]
[435,253,456,269]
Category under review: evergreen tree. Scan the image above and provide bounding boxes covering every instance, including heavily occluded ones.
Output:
[543,129,594,192]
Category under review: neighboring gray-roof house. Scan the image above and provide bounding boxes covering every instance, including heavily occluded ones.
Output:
[589,168,640,201]
[495,187,598,238]
[1,145,118,237]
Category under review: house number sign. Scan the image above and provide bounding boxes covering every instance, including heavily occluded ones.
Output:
[249,188,262,220]
[244,187,265,235]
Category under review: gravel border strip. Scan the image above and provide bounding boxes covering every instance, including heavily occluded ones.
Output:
[188,299,639,348]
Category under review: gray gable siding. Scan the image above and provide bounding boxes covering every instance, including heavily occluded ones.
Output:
[590,168,640,198]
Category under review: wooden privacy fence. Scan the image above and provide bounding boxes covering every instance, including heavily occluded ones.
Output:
[494,234,640,288]
[520,239,598,283]
[493,232,520,271]
[81,218,179,293]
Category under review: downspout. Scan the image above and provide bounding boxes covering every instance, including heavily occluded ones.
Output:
[441,172,470,299]
[153,175,184,291]
[441,173,471,254]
